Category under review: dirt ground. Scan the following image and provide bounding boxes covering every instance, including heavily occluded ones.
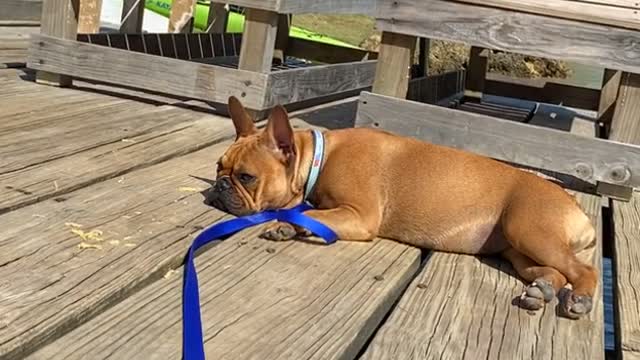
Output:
[293,14,571,79]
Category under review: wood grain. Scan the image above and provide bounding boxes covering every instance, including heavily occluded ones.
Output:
[27,34,269,109]
[238,8,279,74]
[464,46,487,99]
[598,69,622,123]
[355,92,640,188]
[610,72,640,144]
[120,0,145,33]
[612,195,640,359]
[454,0,640,30]
[372,31,415,98]
[360,191,603,360]
[168,0,196,33]
[375,0,640,74]
[36,0,78,86]
[0,0,43,21]
[0,139,237,359]
[206,2,228,33]
[77,0,101,33]
[267,60,376,107]
[25,231,420,360]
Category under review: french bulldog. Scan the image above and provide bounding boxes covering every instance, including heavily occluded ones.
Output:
[206,96,598,319]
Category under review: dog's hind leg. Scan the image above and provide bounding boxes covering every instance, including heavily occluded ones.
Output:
[502,248,567,311]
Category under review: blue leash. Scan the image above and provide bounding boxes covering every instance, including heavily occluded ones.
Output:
[182,202,338,360]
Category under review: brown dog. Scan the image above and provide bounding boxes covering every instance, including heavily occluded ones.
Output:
[206,96,598,319]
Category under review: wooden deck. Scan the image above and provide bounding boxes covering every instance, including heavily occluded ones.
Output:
[0,65,636,360]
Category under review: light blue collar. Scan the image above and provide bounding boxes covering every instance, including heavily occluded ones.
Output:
[304,129,324,200]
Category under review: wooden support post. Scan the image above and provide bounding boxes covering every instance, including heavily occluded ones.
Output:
[169,0,196,33]
[36,0,80,87]
[417,38,430,77]
[238,8,279,74]
[120,0,145,33]
[597,72,640,201]
[597,69,622,125]
[78,0,102,33]
[372,31,416,99]
[206,2,228,33]
[273,14,291,65]
[464,46,488,101]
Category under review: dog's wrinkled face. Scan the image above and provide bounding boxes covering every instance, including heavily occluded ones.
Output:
[205,97,300,216]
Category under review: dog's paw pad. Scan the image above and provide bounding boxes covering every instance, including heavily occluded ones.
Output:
[518,279,555,311]
[519,291,544,310]
[261,223,297,241]
[559,290,592,319]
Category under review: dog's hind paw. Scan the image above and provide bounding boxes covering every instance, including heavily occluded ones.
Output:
[559,289,592,319]
[518,278,555,311]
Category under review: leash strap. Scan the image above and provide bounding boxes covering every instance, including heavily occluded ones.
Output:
[182,203,338,360]
[304,130,324,199]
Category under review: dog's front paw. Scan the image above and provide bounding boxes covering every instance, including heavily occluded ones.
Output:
[261,222,298,241]
[518,278,555,311]
[559,289,593,319]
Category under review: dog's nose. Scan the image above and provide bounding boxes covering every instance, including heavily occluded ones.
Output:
[215,176,232,191]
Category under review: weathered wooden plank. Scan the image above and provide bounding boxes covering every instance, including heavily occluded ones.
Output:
[120,0,145,33]
[211,0,376,15]
[0,106,237,213]
[361,192,602,360]
[612,195,640,359]
[372,31,416,98]
[206,2,228,33]
[610,72,640,144]
[77,0,101,33]
[36,0,78,86]
[598,69,622,124]
[25,220,420,360]
[0,25,40,49]
[169,0,196,33]
[464,46,487,100]
[238,8,279,73]
[266,60,376,107]
[356,92,640,188]
[454,0,640,30]
[0,0,43,21]
[27,34,268,109]
[375,0,640,74]
[0,136,239,359]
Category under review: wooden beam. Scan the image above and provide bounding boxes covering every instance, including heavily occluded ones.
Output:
[372,31,416,98]
[464,46,488,100]
[28,34,269,109]
[455,0,640,31]
[609,73,640,145]
[36,0,79,87]
[169,0,196,33]
[375,0,640,74]
[356,91,640,188]
[77,0,101,33]
[206,2,228,33]
[417,38,430,77]
[273,14,291,64]
[266,60,376,107]
[598,69,622,124]
[484,72,601,111]
[238,8,279,74]
[0,0,43,21]
[120,0,145,33]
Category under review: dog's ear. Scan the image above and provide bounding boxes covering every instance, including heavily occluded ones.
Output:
[228,96,256,139]
[262,104,296,161]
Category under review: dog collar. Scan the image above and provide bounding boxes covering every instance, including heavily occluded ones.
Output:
[304,129,324,200]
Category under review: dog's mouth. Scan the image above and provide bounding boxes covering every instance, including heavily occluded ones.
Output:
[205,185,254,217]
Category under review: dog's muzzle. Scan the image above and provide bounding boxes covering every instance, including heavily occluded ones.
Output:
[205,176,248,216]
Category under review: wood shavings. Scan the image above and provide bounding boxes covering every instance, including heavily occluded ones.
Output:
[121,138,136,143]
[108,240,121,246]
[163,269,178,279]
[53,181,59,191]
[117,177,125,184]
[65,222,83,228]
[77,242,102,250]
[123,243,136,247]
[178,186,202,193]
[70,228,104,242]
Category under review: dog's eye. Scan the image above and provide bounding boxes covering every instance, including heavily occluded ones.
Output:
[238,173,255,184]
